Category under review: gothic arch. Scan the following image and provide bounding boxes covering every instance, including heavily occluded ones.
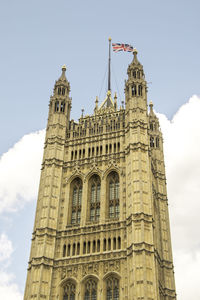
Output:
[84,168,102,182]
[81,274,100,283]
[103,271,121,281]
[66,172,84,185]
[88,174,101,222]
[106,171,120,219]
[103,272,120,300]
[58,277,77,300]
[69,177,83,225]
[80,275,99,300]
[102,165,120,180]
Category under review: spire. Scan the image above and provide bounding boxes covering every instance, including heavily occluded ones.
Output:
[108,37,112,91]
[59,65,67,81]
[132,48,140,65]
[54,65,70,96]
[125,49,147,111]
[149,101,158,120]
[149,101,154,115]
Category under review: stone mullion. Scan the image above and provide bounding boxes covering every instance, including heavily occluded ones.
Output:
[100,176,106,223]
[81,179,88,226]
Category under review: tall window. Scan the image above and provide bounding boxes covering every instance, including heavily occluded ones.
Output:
[55,100,59,112]
[84,279,97,300]
[132,84,137,96]
[71,178,82,225]
[106,277,119,300]
[138,85,143,96]
[63,281,76,300]
[89,175,101,222]
[108,172,119,219]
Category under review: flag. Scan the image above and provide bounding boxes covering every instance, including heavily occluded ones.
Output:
[112,43,134,52]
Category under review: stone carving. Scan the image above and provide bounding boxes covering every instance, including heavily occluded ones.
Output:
[103,260,120,274]
[61,266,78,279]
[82,263,99,276]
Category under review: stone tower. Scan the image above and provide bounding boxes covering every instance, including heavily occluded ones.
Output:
[24,50,176,300]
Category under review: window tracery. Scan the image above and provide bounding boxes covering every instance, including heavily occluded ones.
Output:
[106,277,119,300]
[71,178,82,225]
[84,279,97,300]
[108,172,119,219]
[89,175,101,222]
[63,281,76,300]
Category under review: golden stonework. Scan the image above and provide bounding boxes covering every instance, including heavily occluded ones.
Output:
[23,51,176,300]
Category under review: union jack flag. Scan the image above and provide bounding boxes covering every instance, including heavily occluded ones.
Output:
[112,43,134,52]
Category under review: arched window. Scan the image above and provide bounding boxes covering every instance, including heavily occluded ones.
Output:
[63,244,66,257]
[133,70,136,78]
[84,279,97,300]
[58,87,61,95]
[71,178,82,225]
[150,137,154,148]
[156,137,159,148]
[67,244,71,256]
[62,87,65,95]
[60,101,65,112]
[132,84,137,96]
[77,242,80,255]
[55,101,59,112]
[138,85,143,96]
[108,172,119,219]
[63,281,76,300]
[137,70,140,79]
[106,277,119,300]
[89,175,101,222]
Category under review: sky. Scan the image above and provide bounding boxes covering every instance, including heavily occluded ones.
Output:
[0,0,200,299]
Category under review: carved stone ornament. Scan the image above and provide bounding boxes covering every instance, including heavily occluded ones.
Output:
[103,260,120,274]
[82,263,99,276]
[66,167,84,184]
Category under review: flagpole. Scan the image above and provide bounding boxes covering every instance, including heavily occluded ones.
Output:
[108,37,111,91]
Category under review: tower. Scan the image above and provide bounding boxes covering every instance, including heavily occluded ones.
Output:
[24,50,176,300]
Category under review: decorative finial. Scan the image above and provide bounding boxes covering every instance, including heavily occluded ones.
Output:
[59,64,67,81]
[108,37,112,41]
[149,101,153,112]
[114,92,117,110]
[62,64,67,71]
[95,96,99,109]
[133,48,138,54]
[132,48,139,64]
[81,108,84,117]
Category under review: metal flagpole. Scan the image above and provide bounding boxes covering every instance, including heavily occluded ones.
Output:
[108,37,111,91]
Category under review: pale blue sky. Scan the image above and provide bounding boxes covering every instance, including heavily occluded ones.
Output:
[0,0,200,297]
[0,0,200,155]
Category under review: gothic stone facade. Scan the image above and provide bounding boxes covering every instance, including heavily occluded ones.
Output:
[24,50,176,300]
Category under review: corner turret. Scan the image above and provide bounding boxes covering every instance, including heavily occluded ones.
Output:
[48,65,71,129]
[125,49,147,113]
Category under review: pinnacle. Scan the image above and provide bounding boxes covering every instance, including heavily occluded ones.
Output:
[59,64,67,81]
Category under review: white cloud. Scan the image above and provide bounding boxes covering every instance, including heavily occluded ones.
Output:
[0,271,22,300]
[0,234,22,300]
[158,95,200,300]
[0,130,45,214]
[0,233,13,264]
